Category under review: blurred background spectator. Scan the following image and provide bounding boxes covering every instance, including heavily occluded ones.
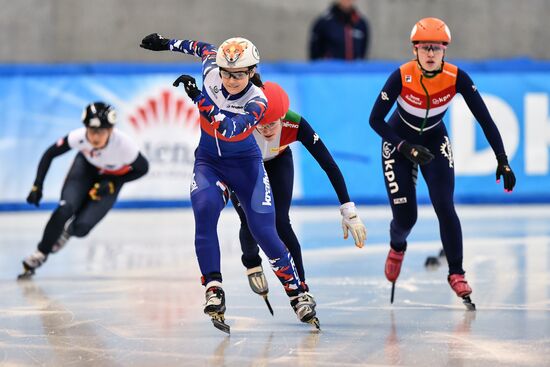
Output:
[1,0,547,62]
[309,0,370,60]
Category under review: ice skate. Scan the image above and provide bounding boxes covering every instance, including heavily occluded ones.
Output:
[246,265,273,315]
[425,248,445,268]
[448,274,476,311]
[385,248,405,303]
[291,293,320,330]
[204,284,230,334]
[18,250,47,280]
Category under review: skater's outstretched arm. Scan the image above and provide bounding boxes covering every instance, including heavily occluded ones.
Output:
[293,112,367,248]
[457,68,516,192]
[140,33,218,77]
[27,137,71,206]
[174,74,267,138]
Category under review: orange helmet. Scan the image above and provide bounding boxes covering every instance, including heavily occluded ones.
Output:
[260,82,290,125]
[410,17,451,44]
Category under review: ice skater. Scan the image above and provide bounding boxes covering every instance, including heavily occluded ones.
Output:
[140,33,319,332]
[230,81,367,313]
[20,102,149,279]
[368,17,516,309]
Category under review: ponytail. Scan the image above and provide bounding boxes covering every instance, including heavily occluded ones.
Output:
[250,70,263,88]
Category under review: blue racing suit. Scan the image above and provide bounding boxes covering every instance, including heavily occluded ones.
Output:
[369,60,507,275]
[168,39,303,295]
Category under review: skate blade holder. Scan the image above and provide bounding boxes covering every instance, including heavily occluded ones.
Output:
[17,266,35,280]
[208,313,230,334]
[306,317,321,331]
[462,296,476,311]
[211,318,231,334]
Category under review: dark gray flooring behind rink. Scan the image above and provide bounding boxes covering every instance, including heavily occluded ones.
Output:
[1,205,549,366]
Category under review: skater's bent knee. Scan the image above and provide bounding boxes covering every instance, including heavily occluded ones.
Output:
[71,222,94,237]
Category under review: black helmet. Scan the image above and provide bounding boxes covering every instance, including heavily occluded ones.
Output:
[82,102,116,128]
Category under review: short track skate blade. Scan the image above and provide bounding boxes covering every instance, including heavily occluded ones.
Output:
[211,318,230,334]
[390,282,396,304]
[307,317,321,330]
[462,296,476,311]
[263,295,274,316]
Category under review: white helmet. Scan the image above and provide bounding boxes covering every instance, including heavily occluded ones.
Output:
[216,37,260,69]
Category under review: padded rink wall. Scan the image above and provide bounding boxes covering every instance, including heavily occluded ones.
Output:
[1,59,550,210]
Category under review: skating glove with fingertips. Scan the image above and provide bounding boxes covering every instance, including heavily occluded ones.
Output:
[397,140,434,165]
[340,202,367,248]
[496,153,516,192]
[26,185,42,207]
[140,33,171,51]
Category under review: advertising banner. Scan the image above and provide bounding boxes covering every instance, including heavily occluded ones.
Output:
[1,63,549,208]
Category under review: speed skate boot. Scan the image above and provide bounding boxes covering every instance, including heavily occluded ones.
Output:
[448,274,476,311]
[247,265,268,295]
[385,248,405,282]
[385,248,405,304]
[246,265,274,315]
[18,250,47,280]
[290,292,320,330]
[204,282,230,334]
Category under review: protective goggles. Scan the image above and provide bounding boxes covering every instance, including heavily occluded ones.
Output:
[256,120,280,131]
[415,43,447,53]
[219,68,251,80]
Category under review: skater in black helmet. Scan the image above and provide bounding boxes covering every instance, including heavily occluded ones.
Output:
[19,102,149,279]
[369,18,516,309]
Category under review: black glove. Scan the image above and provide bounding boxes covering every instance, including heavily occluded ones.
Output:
[140,33,171,51]
[26,185,42,207]
[496,154,516,192]
[398,141,434,165]
[173,75,202,100]
[88,180,115,201]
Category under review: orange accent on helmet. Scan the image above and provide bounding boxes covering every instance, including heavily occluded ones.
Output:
[410,17,451,45]
[260,81,290,125]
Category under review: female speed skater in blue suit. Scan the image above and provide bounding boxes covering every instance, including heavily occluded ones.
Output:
[140,33,319,332]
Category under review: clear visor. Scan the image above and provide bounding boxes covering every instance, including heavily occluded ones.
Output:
[415,43,447,53]
[219,69,250,80]
[256,120,280,131]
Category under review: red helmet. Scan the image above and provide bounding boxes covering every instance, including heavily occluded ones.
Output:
[410,17,451,45]
[260,82,290,125]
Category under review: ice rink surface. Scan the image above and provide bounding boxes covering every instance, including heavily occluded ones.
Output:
[1,205,549,366]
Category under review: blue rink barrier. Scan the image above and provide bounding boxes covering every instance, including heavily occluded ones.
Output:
[1,59,550,210]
